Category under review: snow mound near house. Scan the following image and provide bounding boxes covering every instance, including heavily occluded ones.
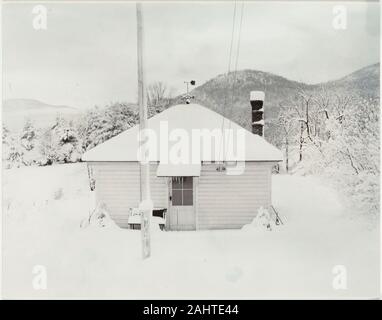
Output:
[80,203,115,229]
[241,206,275,231]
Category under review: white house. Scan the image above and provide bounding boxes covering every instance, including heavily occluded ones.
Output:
[82,101,283,230]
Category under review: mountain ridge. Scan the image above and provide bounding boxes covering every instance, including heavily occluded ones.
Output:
[186,62,379,129]
[2,63,379,132]
[2,99,80,131]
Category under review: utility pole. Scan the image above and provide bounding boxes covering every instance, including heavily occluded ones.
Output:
[136,2,152,259]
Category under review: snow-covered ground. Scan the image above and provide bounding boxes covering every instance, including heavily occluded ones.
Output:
[2,163,379,298]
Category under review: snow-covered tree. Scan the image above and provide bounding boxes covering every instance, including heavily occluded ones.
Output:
[78,103,138,151]
[2,126,24,169]
[39,117,82,165]
[272,85,379,217]
[20,119,37,151]
[2,125,9,142]
[278,105,298,173]
[299,94,379,216]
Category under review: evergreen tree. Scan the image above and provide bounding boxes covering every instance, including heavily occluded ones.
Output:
[20,119,36,151]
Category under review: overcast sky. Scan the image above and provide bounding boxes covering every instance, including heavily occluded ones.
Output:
[2,1,379,109]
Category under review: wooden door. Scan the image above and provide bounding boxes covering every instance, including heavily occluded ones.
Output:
[168,177,196,231]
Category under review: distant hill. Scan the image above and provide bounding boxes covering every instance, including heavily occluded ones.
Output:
[3,63,379,133]
[182,63,379,130]
[324,63,380,97]
[189,70,310,129]
[2,99,81,131]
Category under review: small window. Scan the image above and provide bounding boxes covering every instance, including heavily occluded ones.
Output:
[172,178,183,189]
[172,177,193,206]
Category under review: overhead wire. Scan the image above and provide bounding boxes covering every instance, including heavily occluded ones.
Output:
[224,1,245,163]
[217,0,238,169]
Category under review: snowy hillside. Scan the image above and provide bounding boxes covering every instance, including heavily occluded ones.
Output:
[326,63,380,97]
[188,69,310,129]
[186,63,380,130]
[2,99,81,131]
[2,163,379,298]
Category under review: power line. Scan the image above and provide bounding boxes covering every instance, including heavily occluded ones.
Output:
[227,1,245,133]
[217,0,238,169]
[220,1,245,166]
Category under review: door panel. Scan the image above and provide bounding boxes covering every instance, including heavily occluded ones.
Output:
[169,206,195,231]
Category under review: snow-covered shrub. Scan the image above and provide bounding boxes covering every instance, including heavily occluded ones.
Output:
[3,141,24,168]
[242,206,273,231]
[3,117,84,167]
[38,117,83,165]
[80,203,112,228]
[20,119,37,151]
[2,126,24,169]
[53,188,64,200]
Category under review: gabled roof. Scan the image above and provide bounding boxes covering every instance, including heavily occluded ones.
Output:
[82,104,283,162]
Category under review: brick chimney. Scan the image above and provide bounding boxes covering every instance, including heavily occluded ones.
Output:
[250,91,265,137]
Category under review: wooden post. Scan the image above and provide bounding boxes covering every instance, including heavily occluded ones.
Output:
[136,2,151,259]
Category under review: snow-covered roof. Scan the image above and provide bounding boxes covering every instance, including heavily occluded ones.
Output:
[82,104,282,162]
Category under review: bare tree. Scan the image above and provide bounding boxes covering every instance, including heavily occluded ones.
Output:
[312,87,353,140]
[278,105,297,172]
[291,89,313,161]
[332,94,352,124]
[313,85,331,121]
[292,88,329,158]
[146,81,174,114]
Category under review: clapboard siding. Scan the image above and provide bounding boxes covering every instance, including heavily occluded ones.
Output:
[197,162,273,230]
[90,161,274,230]
[91,162,168,228]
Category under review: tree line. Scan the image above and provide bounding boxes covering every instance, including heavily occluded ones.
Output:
[2,82,174,169]
[268,88,379,216]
